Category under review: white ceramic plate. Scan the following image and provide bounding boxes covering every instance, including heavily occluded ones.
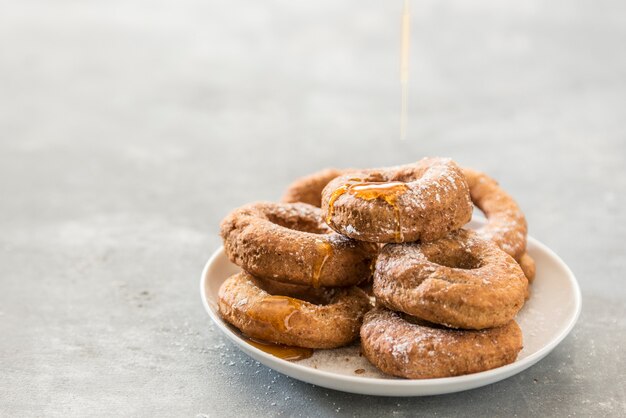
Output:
[200,223,581,396]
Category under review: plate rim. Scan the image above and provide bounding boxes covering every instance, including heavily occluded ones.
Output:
[200,235,582,396]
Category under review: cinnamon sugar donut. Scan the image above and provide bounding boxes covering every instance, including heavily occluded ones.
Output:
[220,202,377,287]
[321,158,473,243]
[463,168,528,261]
[519,252,536,284]
[374,229,527,329]
[282,168,351,207]
[281,165,537,281]
[360,308,523,379]
[218,272,371,349]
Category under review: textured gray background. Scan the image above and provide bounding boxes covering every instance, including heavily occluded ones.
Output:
[1,0,625,416]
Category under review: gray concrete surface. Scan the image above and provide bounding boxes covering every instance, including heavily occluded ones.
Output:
[1,0,625,416]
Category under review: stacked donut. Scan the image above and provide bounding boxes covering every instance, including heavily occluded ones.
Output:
[219,202,377,349]
[219,157,534,378]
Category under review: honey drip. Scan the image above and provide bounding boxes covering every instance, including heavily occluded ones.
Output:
[243,336,314,361]
[325,177,363,224]
[311,239,333,288]
[246,296,303,332]
[326,180,409,242]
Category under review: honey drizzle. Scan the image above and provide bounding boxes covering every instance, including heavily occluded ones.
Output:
[242,335,313,361]
[393,204,404,242]
[311,239,333,288]
[245,295,303,332]
[325,186,348,224]
[243,335,313,361]
[326,180,409,242]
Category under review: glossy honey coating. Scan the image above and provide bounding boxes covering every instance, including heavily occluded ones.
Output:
[321,158,473,243]
[326,181,409,242]
[242,336,313,361]
[218,272,372,349]
[282,164,536,284]
[250,275,338,305]
[360,308,523,379]
[220,202,377,287]
[374,229,528,330]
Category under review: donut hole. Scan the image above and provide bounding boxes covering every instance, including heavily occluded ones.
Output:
[401,313,451,330]
[426,249,481,270]
[275,289,334,306]
[361,172,413,186]
[393,169,427,183]
[362,172,388,183]
[252,277,335,305]
[265,213,329,235]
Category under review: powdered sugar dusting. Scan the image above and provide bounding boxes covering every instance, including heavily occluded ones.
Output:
[345,224,359,235]
[296,342,390,378]
[391,341,411,364]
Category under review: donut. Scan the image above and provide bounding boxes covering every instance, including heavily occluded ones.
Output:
[373,229,528,329]
[282,165,537,282]
[218,272,371,349]
[360,308,523,379]
[282,168,351,207]
[518,252,536,284]
[463,168,528,261]
[321,158,473,243]
[220,201,377,287]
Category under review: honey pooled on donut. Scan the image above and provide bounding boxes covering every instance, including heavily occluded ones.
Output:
[282,165,537,282]
[321,158,473,243]
[326,180,409,242]
[218,272,372,349]
[311,239,333,289]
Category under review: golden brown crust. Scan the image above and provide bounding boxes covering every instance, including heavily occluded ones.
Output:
[519,252,536,284]
[220,202,377,287]
[360,308,523,379]
[321,158,473,243]
[282,168,351,207]
[282,166,530,256]
[463,168,527,261]
[373,229,528,329]
[218,272,371,349]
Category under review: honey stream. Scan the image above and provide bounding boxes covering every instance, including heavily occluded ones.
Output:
[311,239,333,288]
[400,0,411,140]
[326,180,409,242]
